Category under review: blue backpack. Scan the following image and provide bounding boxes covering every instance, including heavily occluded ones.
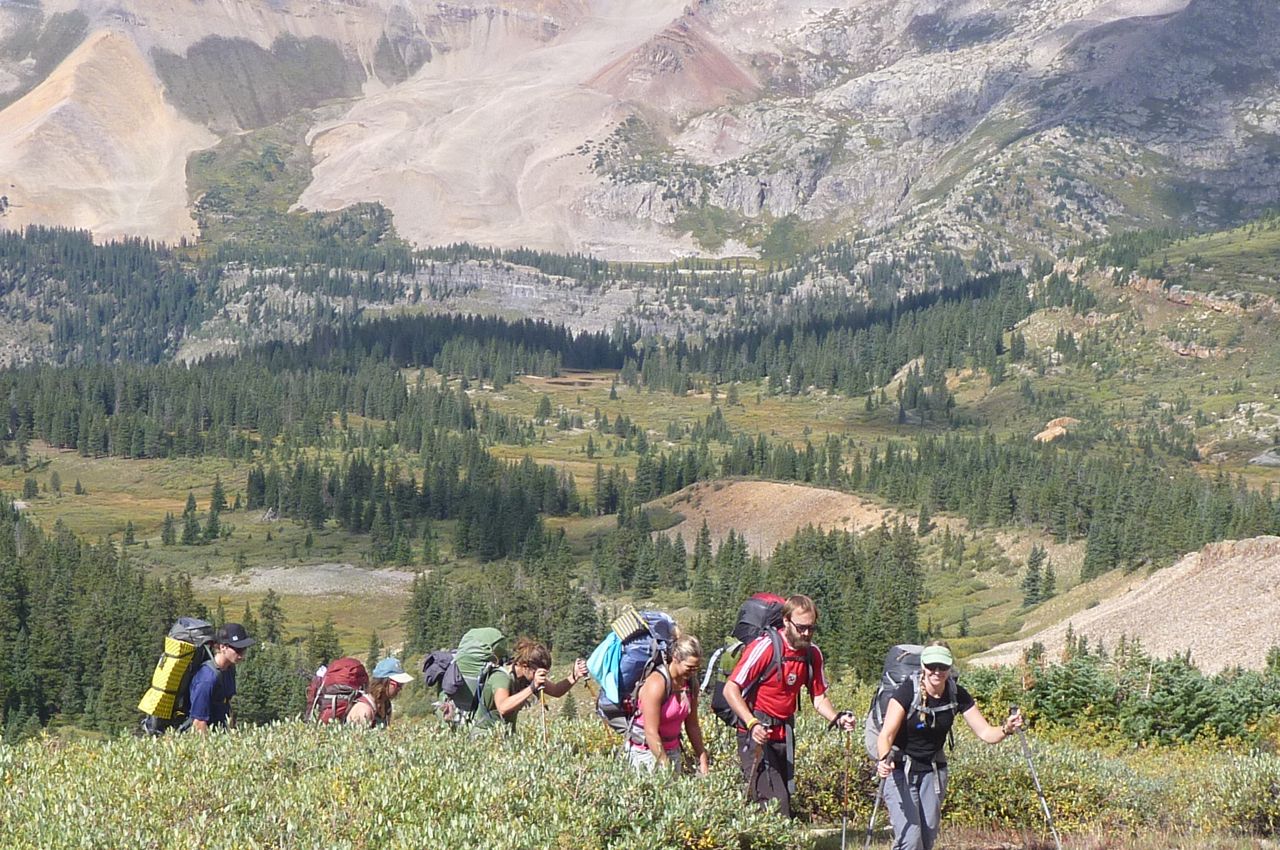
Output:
[588,607,677,736]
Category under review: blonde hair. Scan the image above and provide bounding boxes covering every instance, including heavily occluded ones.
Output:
[671,635,702,662]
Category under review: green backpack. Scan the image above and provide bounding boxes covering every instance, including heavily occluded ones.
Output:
[439,627,508,724]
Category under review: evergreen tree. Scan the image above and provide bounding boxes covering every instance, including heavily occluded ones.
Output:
[259,589,285,643]
[1042,562,1057,600]
[307,615,343,669]
[210,475,227,515]
[1022,544,1046,607]
[553,588,599,661]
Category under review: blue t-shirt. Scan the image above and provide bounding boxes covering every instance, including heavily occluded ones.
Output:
[188,661,236,727]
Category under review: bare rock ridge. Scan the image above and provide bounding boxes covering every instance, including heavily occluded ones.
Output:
[975,536,1280,674]
[0,0,1276,257]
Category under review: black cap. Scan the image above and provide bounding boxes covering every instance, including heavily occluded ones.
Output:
[215,622,257,650]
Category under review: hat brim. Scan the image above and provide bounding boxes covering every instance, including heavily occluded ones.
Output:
[919,647,953,667]
[226,638,258,650]
[387,672,414,684]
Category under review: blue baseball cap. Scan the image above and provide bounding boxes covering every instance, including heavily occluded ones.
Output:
[372,657,414,684]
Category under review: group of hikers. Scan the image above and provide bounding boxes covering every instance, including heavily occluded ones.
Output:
[142,594,1026,850]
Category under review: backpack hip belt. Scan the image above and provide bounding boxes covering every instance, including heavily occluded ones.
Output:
[900,754,946,796]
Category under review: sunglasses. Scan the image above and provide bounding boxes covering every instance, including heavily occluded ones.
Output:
[924,663,951,673]
[788,621,816,634]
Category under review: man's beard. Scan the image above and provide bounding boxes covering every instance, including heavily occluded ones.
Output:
[787,627,812,649]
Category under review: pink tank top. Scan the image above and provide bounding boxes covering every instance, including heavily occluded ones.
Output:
[633,681,690,750]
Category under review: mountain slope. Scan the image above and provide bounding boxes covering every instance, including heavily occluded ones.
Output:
[0,0,1276,260]
[0,29,214,243]
[976,537,1280,673]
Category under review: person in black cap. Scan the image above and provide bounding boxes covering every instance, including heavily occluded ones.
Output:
[189,622,257,732]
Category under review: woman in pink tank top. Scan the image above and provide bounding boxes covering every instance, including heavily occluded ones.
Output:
[627,634,710,774]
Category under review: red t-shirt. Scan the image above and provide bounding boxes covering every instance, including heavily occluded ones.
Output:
[729,633,827,740]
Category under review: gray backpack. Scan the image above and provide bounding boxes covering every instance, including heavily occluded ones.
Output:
[863,644,958,761]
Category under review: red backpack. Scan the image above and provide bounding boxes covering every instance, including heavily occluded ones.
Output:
[305,657,371,723]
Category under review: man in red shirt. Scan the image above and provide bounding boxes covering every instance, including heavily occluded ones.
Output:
[723,594,857,816]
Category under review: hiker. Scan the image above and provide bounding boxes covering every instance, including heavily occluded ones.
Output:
[874,642,1023,850]
[473,637,588,731]
[189,622,256,732]
[626,634,710,774]
[723,595,857,817]
[347,657,414,728]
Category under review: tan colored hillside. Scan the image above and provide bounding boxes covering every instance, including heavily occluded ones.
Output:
[0,30,213,242]
[655,479,892,555]
[296,0,709,260]
[975,536,1280,674]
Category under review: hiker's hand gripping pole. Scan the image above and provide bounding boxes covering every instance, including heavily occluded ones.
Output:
[1009,706,1062,850]
[826,709,859,732]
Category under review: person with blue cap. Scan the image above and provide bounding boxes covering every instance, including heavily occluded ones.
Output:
[874,641,1023,850]
[347,657,414,728]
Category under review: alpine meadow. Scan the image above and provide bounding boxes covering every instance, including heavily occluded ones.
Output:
[2,0,1280,848]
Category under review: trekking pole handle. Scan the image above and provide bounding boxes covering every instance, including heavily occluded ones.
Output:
[827,709,856,731]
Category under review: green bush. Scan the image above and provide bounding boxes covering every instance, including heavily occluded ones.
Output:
[0,720,798,850]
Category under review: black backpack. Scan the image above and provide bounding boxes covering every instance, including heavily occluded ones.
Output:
[862,644,958,760]
[704,593,812,726]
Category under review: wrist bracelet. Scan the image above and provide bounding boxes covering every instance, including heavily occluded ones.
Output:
[746,718,760,731]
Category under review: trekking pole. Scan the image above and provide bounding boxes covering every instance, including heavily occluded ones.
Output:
[824,711,856,850]
[539,687,548,745]
[839,728,852,850]
[1009,706,1062,850]
[865,746,898,850]
[746,740,764,801]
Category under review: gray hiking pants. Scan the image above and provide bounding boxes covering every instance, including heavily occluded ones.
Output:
[882,764,947,850]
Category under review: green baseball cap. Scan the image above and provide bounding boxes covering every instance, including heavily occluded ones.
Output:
[920,645,953,668]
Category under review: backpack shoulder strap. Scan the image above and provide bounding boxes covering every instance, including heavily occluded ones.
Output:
[467,662,500,724]
[656,664,673,703]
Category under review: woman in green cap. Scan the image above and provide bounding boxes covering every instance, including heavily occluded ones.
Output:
[873,641,1022,850]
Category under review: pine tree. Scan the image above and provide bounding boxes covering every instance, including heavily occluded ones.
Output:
[181,511,201,545]
[259,589,285,643]
[1022,544,1046,606]
[559,690,579,721]
[161,513,176,546]
[632,551,658,598]
[553,588,599,661]
[365,631,381,670]
[210,475,227,515]
[307,615,343,669]
[1042,562,1057,600]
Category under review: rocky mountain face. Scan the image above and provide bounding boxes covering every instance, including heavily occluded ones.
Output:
[0,0,1276,261]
